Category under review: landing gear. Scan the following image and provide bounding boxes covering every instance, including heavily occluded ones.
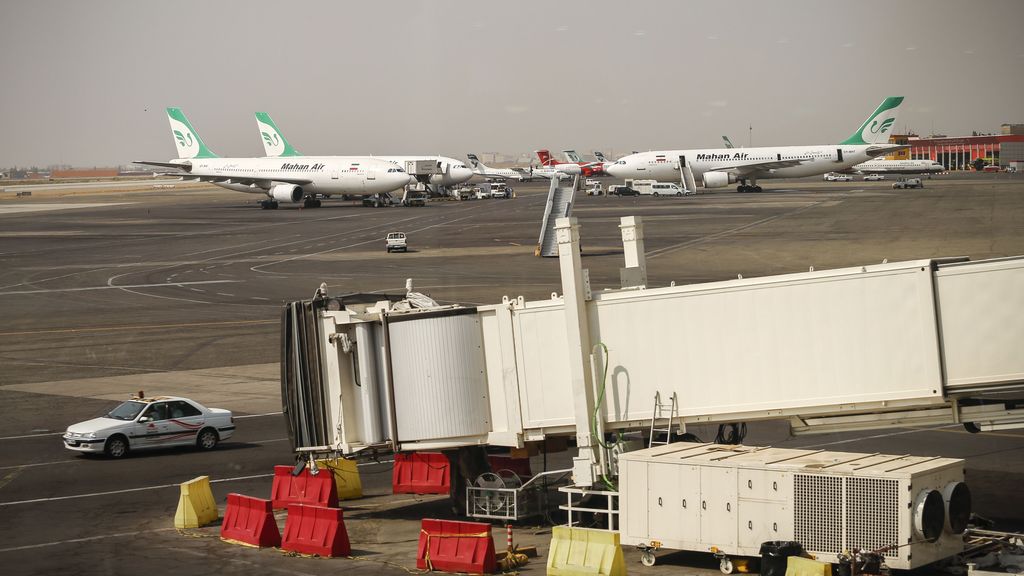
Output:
[736,181,763,193]
[259,200,280,210]
[302,197,322,208]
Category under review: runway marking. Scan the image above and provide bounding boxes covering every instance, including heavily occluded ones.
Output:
[0,203,132,215]
[0,413,281,444]
[0,280,237,296]
[0,318,275,337]
[0,432,64,441]
[0,528,178,553]
[0,473,272,507]
[0,457,392,505]
[234,411,283,419]
[647,199,829,259]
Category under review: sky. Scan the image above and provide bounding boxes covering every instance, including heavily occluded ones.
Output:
[1,0,1023,167]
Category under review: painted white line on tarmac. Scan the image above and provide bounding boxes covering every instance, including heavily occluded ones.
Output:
[0,431,64,441]
[0,279,238,296]
[0,528,177,553]
[234,411,283,419]
[0,473,272,507]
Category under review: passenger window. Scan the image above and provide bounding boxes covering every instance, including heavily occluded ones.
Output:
[144,403,169,421]
[168,401,201,419]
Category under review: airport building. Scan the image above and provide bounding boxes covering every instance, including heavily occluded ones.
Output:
[894,124,1024,170]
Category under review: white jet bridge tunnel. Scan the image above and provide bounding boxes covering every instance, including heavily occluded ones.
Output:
[281,216,1024,487]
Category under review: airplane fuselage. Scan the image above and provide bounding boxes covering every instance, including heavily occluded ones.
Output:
[182,157,410,196]
[607,144,881,182]
[851,159,945,175]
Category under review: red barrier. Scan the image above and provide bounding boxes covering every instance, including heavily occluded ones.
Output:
[220,493,281,548]
[271,465,339,509]
[281,504,351,557]
[393,452,451,495]
[487,455,532,479]
[417,519,496,574]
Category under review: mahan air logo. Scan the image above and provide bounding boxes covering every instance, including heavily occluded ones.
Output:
[262,131,280,147]
[870,117,895,135]
[174,130,194,148]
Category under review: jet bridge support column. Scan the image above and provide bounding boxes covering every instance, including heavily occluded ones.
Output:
[555,217,600,487]
[619,216,647,289]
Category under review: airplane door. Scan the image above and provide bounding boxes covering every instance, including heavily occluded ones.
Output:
[331,169,339,180]
[366,170,376,181]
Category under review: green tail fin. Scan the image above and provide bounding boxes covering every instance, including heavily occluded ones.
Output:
[840,97,904,145]
[254,112,302,157]
[165,108,217,159]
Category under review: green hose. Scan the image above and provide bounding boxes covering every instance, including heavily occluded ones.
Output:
[590,342,618,491]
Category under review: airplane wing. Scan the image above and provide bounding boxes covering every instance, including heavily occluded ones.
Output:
[173,174,313,188]
[866,144,909,157]
[134,160,192,170]
[704,157,808,177]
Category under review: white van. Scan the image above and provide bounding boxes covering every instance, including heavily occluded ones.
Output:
[632,180,690,196]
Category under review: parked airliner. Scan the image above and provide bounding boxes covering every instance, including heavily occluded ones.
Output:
[255,113,473,192]
[849,158,945,175]
[605,97,907,192]
[135,109,409,209]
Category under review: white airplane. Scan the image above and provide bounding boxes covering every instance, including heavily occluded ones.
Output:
[849,158,945,175]
[135,108,409,209]
[605,97,907,192]
[466,154,530,181]
[255,113,473,192]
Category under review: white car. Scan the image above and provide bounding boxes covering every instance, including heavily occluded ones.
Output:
[824,173,853,182]
[63,395,234,458]
[385,231,408,253]
[862,174,886,181]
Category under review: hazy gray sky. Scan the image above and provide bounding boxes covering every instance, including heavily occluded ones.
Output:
[2,0,1022,166]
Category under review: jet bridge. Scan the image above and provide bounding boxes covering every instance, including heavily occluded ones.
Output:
[281,216,1024,487]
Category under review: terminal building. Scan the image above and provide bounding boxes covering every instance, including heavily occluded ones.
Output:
[890,124,1024,170]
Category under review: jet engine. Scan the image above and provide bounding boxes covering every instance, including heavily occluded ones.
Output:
[269,184,303,203]
[702,171,738,188]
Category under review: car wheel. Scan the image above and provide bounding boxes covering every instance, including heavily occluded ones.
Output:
[105,435,129,458]
[652,192,660,196]
[197,428,219,451]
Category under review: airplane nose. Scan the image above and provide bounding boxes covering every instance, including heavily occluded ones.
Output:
[605,163,622,178]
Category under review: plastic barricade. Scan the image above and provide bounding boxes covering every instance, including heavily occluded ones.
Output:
[785,556,831,576]
[174,475,218,528]
[547,526,625,576]
[281,504,351,557]
[417,519,496,574]
[487,455,532,479]
[270,465,339,509]
[393,452,451,495]
[315,457,363,501]
[220,493,281,548]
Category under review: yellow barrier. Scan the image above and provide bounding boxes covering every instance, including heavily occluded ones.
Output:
[547,526,625,576]
[315,457,363,501]
[785,556,831,576]
[174,475,218,529]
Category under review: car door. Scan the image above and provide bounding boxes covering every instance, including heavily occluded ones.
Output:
[165,400,206,446]
[133,402,169,449]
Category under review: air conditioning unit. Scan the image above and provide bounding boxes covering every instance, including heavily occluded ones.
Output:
[619,443,969,571]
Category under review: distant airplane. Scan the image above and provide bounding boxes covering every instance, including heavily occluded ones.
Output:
[722,136,736,149]
[849,158,945,175]
[605,97,907,192]
[466,154,530,181]
[255,112,473,192]
[135,108,409,209]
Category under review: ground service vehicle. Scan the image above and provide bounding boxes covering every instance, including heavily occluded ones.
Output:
[63,395,234,458]
[630,180,690,196]
[489,182,511,199]
[863,173,885,181]
[893,177,924,189]
[608,185,639,196]
[385,232,408,252]
[824,173,854,182]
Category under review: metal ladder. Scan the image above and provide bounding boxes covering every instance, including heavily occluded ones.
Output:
[678,155,698,194]
[648,391,679,448]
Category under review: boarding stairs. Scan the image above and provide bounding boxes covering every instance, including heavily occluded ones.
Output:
[678,155,698,194]
[536,175,577,257]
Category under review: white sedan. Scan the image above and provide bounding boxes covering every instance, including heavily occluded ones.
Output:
[63,395,235,458]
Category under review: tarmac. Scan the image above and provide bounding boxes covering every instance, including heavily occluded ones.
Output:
[1,172,1022,575]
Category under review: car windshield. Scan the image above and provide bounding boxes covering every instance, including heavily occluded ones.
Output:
[107,401,146,421]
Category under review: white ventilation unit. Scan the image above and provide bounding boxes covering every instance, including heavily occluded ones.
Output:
[619,443,969,571]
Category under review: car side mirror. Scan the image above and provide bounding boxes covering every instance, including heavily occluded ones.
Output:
[139,416,152,423]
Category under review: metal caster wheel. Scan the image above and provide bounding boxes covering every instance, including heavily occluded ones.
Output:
[719,556,735,574]
[641,551,656,567]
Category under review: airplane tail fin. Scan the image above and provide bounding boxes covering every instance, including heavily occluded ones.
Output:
[722,136,735,149]
[166,108,217,159]
[593,151,607,163]
[467,153,486,173]
[535,149,554,166]
[840,97,904,145]
[255,112,302,157]
[562,149,582,163]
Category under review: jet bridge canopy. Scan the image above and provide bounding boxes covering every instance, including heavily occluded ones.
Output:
[281,216,1024,484]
